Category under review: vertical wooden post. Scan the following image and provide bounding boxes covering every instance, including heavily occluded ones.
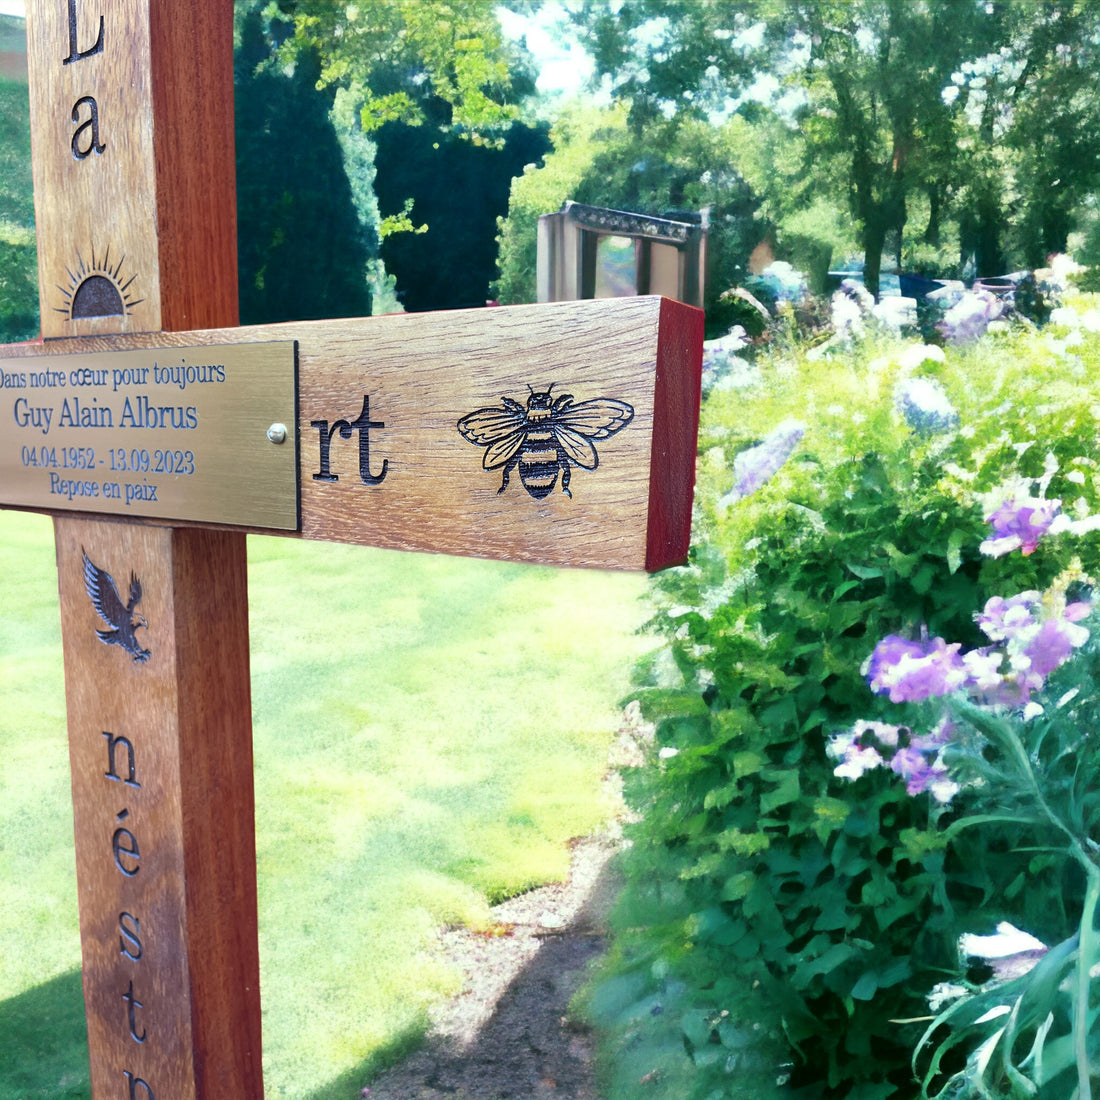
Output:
[55,523,261,1098]
[25,1,262,1095]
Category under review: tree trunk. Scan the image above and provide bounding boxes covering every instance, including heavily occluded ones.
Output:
[862,215,888,299]
[1042,205,1072,259]
[924,185,941,247]
[974,195,1005,278]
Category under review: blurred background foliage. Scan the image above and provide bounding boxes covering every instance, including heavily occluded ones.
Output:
[7,1,1100,330]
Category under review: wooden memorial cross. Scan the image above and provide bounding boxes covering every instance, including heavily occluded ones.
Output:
[1,2,703,1097]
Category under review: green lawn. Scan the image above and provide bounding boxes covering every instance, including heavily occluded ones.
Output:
[0,510,649,1098]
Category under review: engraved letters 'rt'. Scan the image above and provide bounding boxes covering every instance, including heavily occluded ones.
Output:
[311,395,389,485]
[63,0,106,160]
[457,386,634,499]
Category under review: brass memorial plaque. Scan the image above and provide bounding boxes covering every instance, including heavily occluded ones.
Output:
[0,341,298,529]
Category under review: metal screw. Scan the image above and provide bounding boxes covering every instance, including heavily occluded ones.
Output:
[266,423,287,445]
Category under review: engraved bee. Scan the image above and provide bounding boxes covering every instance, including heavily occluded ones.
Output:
[457,384,634,499]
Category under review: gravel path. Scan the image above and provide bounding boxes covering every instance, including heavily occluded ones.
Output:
[359,708,652,1100]
[359,835,621,1100]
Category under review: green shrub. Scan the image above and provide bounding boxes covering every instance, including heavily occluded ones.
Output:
[0,75,39,344]
[587,305,1100,1099]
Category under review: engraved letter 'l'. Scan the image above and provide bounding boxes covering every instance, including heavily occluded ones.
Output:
[63,0,104,64]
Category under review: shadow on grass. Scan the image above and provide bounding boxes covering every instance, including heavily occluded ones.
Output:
[0,924,604,1100]
[333,848,622,1100]
[0,968,89,1100]
[300,1020,429,1100]
[0,965,426,1100]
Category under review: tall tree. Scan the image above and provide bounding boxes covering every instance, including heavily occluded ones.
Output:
[270,0,531,139]
[235,8,374,323]
[375,119,550,311]
[245,1,542,312]
[947,0,1100,271]
[574,0,1100,289]
[0,15,38,342]
[576,0,991,295]
[493,104,760,325]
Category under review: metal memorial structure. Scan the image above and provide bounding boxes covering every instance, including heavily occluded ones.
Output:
[537,200,708,309]
[0,3,704,1097]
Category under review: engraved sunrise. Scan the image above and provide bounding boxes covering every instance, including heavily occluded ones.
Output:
[56,248,143,320]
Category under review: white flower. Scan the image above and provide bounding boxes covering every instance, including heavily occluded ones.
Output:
[928,775,961,804]
[895,376,959,435]
[928,982,968,1011]
[1050,305,1081,328]
[938,290,1002,343]
[1049,512,1100,537]
[959,922,1046,959]
[961,649,1004,691]
[658,746,679,759]
[897,343,946,370]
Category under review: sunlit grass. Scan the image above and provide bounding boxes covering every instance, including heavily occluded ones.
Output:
[0,512,650,1097]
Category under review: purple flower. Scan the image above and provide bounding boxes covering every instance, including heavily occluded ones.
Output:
[887,746,957,802]
[829,718,959,803]
[719,419,806,507]
[864,635,967,702]
[937,289,1003,343]
[890,745,930,782]
[971,593,1090,700]
[910,716,956,753]
[976,592,1043,642]
[1024,614,1090,677]
[980,497,1061,557]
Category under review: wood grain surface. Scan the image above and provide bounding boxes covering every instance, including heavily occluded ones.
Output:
[17,2,699,1095]
[55,520,262,1100]
[5,296,704,570]
[27,0,162,337]
[26,1,262,1095]
[25,0,237,338]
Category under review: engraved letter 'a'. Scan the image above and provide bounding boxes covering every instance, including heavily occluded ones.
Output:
[82,550,151,662]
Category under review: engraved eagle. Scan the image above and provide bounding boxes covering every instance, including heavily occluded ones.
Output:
[82,549,151,663]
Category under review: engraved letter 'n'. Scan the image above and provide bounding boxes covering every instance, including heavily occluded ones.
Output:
[63,0,104,64]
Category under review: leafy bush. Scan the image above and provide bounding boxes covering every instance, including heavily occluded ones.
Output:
[0,75,39,344]
[587,299,1100,1099]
